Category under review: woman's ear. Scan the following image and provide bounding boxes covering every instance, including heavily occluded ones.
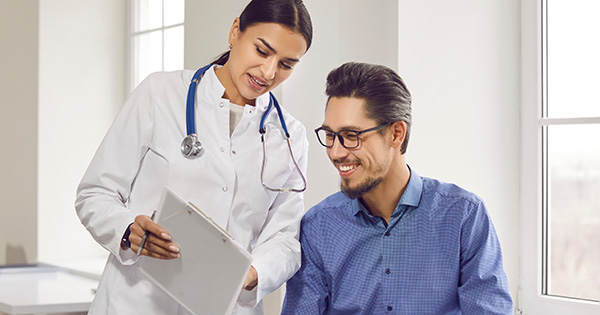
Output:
[228,17,241,47]
[390,121,407,149]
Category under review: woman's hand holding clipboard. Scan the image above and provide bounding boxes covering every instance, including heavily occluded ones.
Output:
[128,211,180,259]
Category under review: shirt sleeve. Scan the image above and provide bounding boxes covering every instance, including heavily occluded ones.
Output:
[74,74,157,265]
[458,200,514,315]
[237,121,309,307]
[281,214,330,315]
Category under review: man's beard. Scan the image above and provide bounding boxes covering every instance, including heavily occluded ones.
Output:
[340,176,384,199]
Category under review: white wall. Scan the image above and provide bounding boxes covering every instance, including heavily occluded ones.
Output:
[37,0,127,264]
[397,0,521,305]
[0,0,39,265]
[184,0,248,68]
[0,0,126,265]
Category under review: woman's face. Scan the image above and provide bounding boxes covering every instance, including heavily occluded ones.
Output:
[218,19,308,105]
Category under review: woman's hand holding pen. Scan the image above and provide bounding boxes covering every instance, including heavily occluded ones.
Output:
[128,214,180,259]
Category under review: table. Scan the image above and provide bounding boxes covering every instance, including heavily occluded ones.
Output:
[0,264,98,315]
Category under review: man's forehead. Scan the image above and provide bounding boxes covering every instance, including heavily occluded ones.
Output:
[323,97,373,128]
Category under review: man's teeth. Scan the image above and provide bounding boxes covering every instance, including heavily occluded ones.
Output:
[339,165,356,172]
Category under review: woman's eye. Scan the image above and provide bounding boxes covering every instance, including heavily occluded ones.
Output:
[280,62,293,70]
[256,47,267,56]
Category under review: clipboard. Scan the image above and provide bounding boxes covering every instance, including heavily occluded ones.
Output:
[140,186,253,315]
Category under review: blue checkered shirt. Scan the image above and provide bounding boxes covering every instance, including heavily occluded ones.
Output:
[282,170,513,314]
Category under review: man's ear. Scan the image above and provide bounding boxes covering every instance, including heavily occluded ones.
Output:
[389,121,407,149]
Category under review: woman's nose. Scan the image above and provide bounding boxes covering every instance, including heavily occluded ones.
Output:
[261,58,277,80]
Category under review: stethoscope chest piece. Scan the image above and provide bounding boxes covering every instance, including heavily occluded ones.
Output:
[181,134,203,159]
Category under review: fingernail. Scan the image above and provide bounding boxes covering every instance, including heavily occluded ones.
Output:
[171,252,180,258]
[161,232,171,240]
[169,245,180,253]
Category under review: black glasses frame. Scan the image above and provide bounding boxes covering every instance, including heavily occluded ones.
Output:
[314,123,392,149]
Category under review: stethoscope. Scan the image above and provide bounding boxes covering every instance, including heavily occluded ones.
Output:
[181,64,306,193]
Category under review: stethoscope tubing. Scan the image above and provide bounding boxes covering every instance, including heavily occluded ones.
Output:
[260,93,289,136]
[183,64,306,193]
[186,64,212,136]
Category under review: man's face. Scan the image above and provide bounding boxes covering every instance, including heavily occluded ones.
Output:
[321,97,392,199]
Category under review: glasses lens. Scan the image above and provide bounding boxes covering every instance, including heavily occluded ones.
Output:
[339,130,359,148]
[316,129,332,147]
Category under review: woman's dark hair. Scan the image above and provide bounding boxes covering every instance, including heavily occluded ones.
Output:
[325,62,413,154]
[212,0,313,65]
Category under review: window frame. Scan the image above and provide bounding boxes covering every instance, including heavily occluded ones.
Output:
[127,0,184,92]
[520,0,600,313]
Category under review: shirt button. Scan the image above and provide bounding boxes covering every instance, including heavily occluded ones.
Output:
[249,110,253,114]
[220,147,225,152]
[232,150,236,155]
[222,187,228,192]
[387,306,393,311]
[385,268,391,274]
[219,102,224,108]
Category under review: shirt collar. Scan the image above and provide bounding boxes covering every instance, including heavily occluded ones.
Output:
[353,166,423,217]
[397,166,422,208]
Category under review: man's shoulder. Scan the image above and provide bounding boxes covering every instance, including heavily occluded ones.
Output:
[420,176,484,206]
[302,191,352,223]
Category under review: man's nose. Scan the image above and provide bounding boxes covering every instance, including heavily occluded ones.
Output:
[328,136,348,160]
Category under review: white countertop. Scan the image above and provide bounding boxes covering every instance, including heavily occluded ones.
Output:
[0,264,99,315]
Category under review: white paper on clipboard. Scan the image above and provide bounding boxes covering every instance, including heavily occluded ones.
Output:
[140,186,253,315]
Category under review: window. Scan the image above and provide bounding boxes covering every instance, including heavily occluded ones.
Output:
[130,0,185,91]
[542,0,600,303]
[521,0,600,314]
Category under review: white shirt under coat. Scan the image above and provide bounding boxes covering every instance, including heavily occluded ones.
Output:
[75,66,308,315]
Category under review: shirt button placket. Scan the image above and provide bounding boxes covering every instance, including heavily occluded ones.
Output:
[382,229,394,313]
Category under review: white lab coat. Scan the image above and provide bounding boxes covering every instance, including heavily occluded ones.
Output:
[75,67,308,315]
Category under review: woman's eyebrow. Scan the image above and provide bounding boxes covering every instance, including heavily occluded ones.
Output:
[258,38,276,53]
[258,38,300,63]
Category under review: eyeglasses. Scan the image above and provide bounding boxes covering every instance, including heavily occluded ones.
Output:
[314,123,392,149]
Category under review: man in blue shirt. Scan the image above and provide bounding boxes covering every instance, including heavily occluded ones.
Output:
[282,62,513,314]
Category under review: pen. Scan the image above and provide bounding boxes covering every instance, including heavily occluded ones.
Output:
[137,210,156,256]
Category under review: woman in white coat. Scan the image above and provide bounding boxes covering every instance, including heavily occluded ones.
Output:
[75,0,312,314]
